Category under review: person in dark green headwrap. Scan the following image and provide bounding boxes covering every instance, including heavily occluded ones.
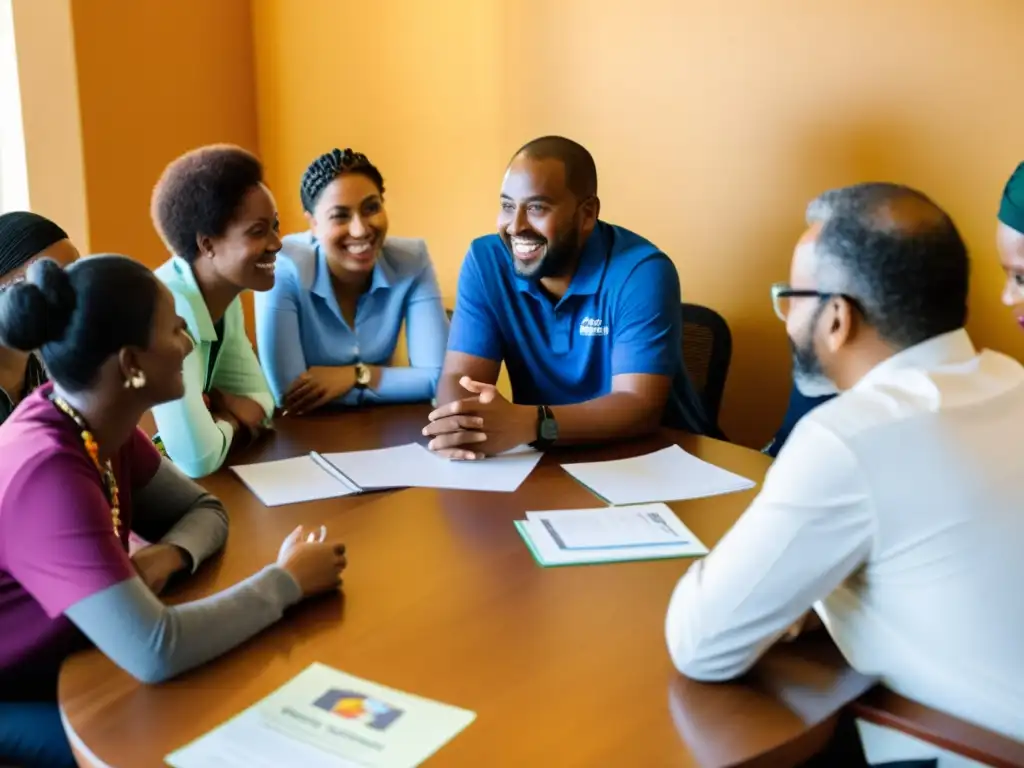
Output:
[998,162,1024,328]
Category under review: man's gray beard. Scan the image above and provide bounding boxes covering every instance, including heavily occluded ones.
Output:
[793,368,839,397]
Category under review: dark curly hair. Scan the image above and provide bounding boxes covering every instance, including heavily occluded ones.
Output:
[300,148,385,214]
[151,144,265,263]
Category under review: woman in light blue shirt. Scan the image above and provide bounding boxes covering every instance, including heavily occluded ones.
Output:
[255,148,448,414]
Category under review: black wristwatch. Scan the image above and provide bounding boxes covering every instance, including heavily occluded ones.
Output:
[530,404,558,450]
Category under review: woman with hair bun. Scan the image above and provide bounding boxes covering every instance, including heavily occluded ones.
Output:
[150,144,280,478]
[254,147,448,415]
[0,211,80,424]
[0,257,347,767]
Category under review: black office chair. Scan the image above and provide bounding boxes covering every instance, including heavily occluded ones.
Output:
[680,302,732,433]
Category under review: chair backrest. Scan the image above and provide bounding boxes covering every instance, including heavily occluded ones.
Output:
[680,302,732,429]
[850,687,1024,768]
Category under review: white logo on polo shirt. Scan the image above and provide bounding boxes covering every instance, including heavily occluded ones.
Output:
[578,317,609,336]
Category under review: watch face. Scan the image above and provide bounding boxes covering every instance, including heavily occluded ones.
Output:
[540,419,558,440]
[356,365,371,385]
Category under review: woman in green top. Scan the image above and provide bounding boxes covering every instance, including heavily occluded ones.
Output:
[150,145,280,478]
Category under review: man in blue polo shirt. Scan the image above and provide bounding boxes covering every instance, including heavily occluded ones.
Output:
[423,136,714,458]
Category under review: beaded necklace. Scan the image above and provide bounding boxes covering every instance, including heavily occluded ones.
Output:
[50,393,121,537]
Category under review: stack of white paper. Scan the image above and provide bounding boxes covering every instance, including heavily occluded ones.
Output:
[166,662,475,768]
[515,503,708,567]
[231,443,543,507]
[561,444,756,505]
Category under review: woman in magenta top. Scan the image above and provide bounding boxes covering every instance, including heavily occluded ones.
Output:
[0,256,347,767]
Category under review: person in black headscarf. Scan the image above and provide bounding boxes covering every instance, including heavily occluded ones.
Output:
[997,162,1024,329]
[0,212,79,423]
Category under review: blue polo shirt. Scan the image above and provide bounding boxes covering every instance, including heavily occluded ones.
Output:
[449,221,710,431]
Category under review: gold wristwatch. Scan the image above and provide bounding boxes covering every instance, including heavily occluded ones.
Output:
[354,363,371,388]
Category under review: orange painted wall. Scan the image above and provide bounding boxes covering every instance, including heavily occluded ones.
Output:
[70,0,259,269]
[263,2,1021,446]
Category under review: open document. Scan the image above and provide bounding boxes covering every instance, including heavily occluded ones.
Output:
[515,503,708,567]
[165,663,476,768]
[317,443,542,493]
[231,456,358,507]
[231,444,543,506]
[561,444,756,505]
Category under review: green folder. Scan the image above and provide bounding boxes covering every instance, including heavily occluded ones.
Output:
[513,520,706,568]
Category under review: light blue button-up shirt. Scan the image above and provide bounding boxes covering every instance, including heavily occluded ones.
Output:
[254,233,449,406]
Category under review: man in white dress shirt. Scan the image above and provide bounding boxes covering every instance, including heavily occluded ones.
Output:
[665,183,1024,766]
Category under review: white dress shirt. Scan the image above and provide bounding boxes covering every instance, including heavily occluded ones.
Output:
[665,329,1024,758]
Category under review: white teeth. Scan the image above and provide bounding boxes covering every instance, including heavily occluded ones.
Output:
[346,242,372,254]
[256,262,275,270]
[512,239,544,255]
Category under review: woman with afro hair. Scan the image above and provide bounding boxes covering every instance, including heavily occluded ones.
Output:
[150,145,279,478]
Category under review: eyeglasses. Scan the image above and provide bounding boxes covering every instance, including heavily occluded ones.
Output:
[770,282,861,321]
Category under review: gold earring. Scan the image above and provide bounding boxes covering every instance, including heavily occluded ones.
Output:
[123,371,147,389]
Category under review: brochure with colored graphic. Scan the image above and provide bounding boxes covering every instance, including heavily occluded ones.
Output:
[165,663,476,768]
[514,503,709,567]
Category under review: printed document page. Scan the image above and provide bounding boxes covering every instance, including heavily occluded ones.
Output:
[321,443,542,493]
[561,445,755,505]
[525,503,694,550]
[231,456,357,507]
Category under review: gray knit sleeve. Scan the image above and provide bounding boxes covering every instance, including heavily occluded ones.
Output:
[131,457,229,572]
[64,567,302,684]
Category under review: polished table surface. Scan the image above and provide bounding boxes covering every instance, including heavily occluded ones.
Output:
[59,405,874,767]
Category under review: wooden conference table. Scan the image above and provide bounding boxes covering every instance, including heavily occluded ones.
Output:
[59,405,874,767]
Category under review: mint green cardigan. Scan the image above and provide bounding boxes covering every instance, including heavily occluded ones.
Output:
[151,257,274,478]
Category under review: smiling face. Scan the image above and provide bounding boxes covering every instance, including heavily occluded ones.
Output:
[201,183,282,292]
[119,281,194,406]
[307,173,388,278]
[497,154,597,280]
[997,222,1024,328]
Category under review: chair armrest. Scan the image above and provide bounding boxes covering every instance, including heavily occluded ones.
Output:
[850,686,1024,768]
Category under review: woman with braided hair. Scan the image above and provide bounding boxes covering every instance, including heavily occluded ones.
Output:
[0,211,79,424]
[254,148,449,414]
